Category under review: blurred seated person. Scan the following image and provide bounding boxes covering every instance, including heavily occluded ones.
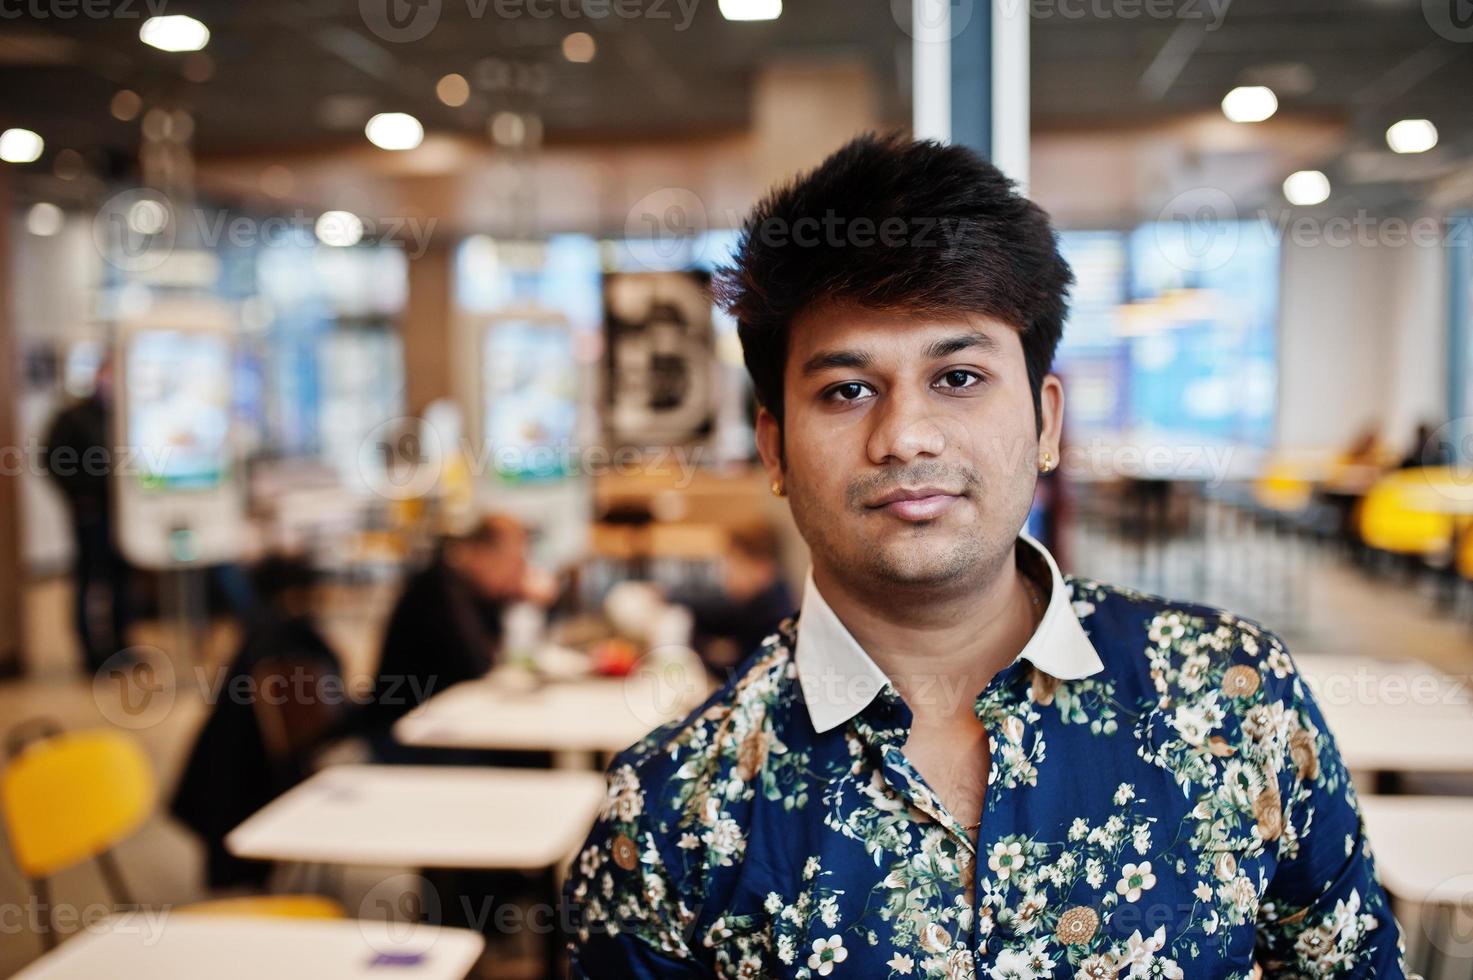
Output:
[686,522,795,677]
[171,555,343,889]
[357,513,553,762]
[1398,421,1450,469]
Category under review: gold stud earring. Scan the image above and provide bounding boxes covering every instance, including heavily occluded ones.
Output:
[770,479,785,497]
[1039,451,1055,474]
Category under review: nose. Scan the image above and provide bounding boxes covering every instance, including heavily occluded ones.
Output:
[865,385,948,466]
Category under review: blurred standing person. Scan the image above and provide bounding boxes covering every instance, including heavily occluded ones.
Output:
[43,356,131,672]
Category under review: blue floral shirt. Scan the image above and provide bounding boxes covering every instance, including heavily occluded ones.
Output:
[565,538,1409,979]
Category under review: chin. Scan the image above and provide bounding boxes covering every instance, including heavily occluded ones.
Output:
[863,542,977,586]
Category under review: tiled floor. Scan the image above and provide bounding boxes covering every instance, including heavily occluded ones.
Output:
[3,527,1473,978]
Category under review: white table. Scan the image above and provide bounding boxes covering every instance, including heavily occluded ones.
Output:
[393,672,704,754]
[1293,654,1473,778]
[1359,795,1473,976]
[226,765,605,870]
[11,913,484,980]
[1297,653,1472,716]
[227,765,605,978]
[1360,795,1473,904]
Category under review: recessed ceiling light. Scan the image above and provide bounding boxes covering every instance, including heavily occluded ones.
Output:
[488,111,526,147]
[315,211,364,248]
[1283,170,1330,206]
[365,112,423,151]
[139,15,210,53]
[127,198,169,236]
[260,165,295,198]
[436,73,470,107]
[562,32,596,63]
[111,89,142,121]
[1221,85,1278,123]
[0,128,44,164]
[1386,118,1437,154]
[54,148,84,180]
[719,0,781,21]
[26,202,63,237]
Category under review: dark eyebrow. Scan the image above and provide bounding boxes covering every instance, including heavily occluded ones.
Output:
[800,349,873,376]
[800,332,999,377]
[924,332,999,360]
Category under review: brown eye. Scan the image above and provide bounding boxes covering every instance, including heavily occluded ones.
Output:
[826,382,872,402]
[937,370,981,390]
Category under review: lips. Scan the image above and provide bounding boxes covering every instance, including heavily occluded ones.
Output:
[866,486,963,522]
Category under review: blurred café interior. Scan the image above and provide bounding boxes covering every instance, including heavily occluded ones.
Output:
[2,0,1473,976]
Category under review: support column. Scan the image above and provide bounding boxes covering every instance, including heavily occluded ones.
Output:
[401,240,455,416]
[0,170,24,676]
[912,0,1030,190]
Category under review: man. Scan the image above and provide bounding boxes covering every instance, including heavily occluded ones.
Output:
[566,135,1408,977]
[44,356,131,673]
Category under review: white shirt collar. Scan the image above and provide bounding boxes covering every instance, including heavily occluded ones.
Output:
[793,532,1104,734]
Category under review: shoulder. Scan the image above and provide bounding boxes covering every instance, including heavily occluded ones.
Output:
[1067,577,1330,804]
[1066,575,1293,696]
[606,620,803,822]
[567,624,802,950]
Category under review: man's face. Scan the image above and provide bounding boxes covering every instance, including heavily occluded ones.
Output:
[756,301,1062,594]
[452,529,529,600]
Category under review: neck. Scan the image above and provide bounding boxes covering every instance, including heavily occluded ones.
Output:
[813,541,1044,723]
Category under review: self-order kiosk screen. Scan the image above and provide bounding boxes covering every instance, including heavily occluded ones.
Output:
[126,330,231,491]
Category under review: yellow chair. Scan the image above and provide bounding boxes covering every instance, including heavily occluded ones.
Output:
[178,894,345,919]
[1253,460,1314,513]
[1,726,342,949]
[1356,469,1455,558]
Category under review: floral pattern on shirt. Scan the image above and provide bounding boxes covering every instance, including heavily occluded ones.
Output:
[565,577,1412,979]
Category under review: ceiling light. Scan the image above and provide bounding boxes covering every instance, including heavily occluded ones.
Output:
[719,0,781,20]
[139,15,210,52]
[111,89,142,121]
[489,111,526,147]
[436,73,470,107]
[562,32,596,63]
[1221,85,1277,123]
[54,148,84,180]
[26,203,63,237]
[127,198,169,236]
[315,211,364,248]
[0,128,44,164]
[1386,118,1437,154]
[365,112,423,150]
[1283,170,1330,206]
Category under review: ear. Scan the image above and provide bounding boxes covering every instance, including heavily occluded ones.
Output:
[1039,374,1064,466]
[754,407,785,487]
